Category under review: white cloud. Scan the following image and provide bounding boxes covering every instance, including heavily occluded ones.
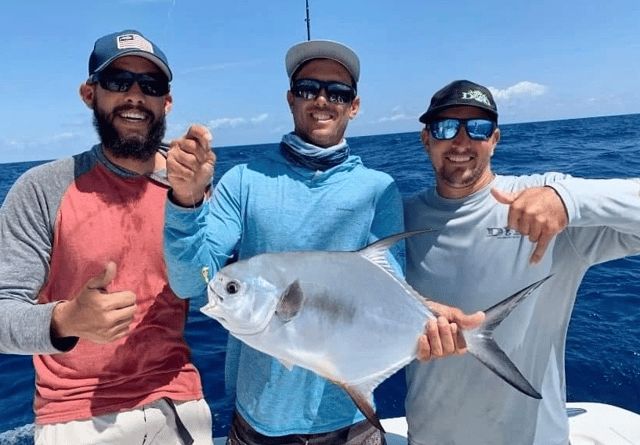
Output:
[488,81,547,101]
[208,113,270,130]
[375,112,414,123]
[251,113,268,124]
[52,132,74,141]
[208,117,246,129]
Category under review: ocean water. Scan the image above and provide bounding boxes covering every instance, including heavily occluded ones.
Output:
[1,114,639,443]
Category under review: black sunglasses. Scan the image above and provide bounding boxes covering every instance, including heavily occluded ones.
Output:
[429,118,496,141]
[291,78,356,104]
[93,69,170,97]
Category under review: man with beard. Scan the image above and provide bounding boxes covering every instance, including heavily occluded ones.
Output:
[0,30,213,444]
[403,80,640,444]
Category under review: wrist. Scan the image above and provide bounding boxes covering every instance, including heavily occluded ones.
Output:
[50,301,78,351]
[168,189,205,208]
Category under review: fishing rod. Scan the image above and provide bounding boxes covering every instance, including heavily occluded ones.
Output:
[305,0,311,40]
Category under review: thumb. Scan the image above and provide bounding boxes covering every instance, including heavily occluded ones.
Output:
[457,311,485,330]
[491,187,518,205]
[86,261,117,291]
[186,124,212,147]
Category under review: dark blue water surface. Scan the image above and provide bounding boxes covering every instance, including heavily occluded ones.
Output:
[0,114,639,442]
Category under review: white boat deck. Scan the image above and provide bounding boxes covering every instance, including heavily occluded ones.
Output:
[214,402,640,445]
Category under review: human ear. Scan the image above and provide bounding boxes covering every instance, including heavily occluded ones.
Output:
[421,127,430,152]
[349,97,360,119]
[164,93,173,114]
[79,83,95,109]
[286,90,294,111]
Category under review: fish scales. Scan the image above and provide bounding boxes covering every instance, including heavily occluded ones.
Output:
[229,250,429,384]
[202,230,547,432]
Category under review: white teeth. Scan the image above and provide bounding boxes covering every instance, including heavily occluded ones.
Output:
[448,155,472,162]
[119,111,145,121]
[312,112,331,121]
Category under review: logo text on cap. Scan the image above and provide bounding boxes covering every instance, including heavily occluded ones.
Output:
[461,90,491,107]
[117,34,154,54]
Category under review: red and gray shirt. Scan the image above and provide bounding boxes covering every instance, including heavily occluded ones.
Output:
[0,145,203,424]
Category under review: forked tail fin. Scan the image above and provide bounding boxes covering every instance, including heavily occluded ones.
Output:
[463,276,552,399]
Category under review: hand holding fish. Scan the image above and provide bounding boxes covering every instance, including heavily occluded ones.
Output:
[167,124,216,207]
[417,305,485,361]
[51,262,137,344]
[492,187,568,264]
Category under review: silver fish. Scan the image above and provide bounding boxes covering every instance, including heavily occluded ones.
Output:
[202,230,546,431]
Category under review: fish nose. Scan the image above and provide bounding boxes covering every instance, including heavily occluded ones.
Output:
[206,283,218,307]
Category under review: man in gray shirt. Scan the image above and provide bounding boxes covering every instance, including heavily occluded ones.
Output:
[404,79,640,445]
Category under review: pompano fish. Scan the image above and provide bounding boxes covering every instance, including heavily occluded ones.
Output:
[201,230,547,431]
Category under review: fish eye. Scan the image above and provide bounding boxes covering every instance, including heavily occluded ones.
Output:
[226,281,241,294]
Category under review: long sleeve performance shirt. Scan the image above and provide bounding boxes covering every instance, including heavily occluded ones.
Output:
[164,147,404,436]
[404,173,640,445]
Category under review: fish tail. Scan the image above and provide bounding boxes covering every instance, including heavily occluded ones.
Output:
[462,276,552,400]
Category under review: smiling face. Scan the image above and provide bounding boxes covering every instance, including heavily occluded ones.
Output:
[80,55,172,162]
[286,58,360,147]
[422,106,500,199]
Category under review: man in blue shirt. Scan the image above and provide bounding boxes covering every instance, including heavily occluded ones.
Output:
[163,43,480,444]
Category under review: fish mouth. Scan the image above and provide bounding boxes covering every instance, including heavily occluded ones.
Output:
[203,290,276,337]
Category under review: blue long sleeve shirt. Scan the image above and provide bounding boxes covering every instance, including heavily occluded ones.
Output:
[164,147,404,435]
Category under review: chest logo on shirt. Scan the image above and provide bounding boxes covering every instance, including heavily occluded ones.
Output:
[487,227,523,239]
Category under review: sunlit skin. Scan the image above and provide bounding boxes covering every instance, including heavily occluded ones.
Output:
[79,56,173,175]
[422,106,500,199]
[286,59,360,148]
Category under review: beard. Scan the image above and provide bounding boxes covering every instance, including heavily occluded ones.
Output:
[93,105,166,161]
[434,155,490,189]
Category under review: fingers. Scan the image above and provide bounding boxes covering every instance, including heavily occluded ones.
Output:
[56,263,138,344]
[167,125,216,206]
[492,186,568,264]
[417,317,466,361]
[171,125,214,164]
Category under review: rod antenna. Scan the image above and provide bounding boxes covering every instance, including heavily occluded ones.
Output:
[305,0,311,40]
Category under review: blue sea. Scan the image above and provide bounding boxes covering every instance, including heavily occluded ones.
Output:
[1,114,639,443]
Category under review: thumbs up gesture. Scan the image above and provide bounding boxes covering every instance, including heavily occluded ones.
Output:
[51,262,137,344]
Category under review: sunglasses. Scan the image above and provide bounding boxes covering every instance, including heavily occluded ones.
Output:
[429,118,496,141]
[94,69,170,97]
[291,78,356,104]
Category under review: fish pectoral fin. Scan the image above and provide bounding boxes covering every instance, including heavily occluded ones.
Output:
[275,280,305,323]
[339,383,384,433]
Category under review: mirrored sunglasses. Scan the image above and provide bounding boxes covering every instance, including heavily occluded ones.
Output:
[429,118,496,141]
[291,78,356,105]
[94,69,170,97]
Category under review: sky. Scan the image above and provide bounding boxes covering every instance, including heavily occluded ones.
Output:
[1,0,639,163]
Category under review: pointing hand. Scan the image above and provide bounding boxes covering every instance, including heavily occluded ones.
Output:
[491,187,568,264]
[51,262,137,344]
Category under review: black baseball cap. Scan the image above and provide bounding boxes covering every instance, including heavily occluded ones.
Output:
[419,80,498,124]
[88,30,172,81]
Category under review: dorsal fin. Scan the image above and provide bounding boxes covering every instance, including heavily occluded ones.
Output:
[358,229,434,276]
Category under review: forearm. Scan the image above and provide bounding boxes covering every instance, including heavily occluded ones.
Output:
[550,178,640,232]
[0,299,66,355]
